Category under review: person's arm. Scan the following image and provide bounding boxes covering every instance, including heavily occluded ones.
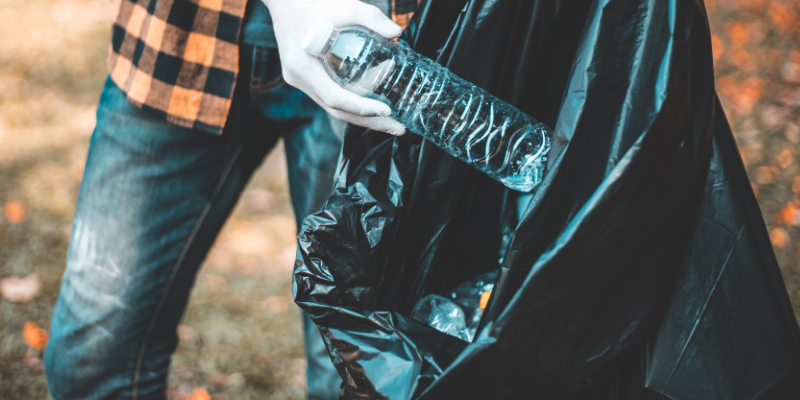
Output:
[263,0,407,135]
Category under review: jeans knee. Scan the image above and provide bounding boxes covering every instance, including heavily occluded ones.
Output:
[44,320,134,400]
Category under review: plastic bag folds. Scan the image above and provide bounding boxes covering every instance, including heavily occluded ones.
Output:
[293,0,800,398]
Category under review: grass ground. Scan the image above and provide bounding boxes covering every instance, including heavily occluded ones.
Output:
[1,0,799,398]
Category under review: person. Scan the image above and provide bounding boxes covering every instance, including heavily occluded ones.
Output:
[44,0,411,399]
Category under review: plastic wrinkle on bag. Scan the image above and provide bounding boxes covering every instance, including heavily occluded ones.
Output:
[293,0,800,398]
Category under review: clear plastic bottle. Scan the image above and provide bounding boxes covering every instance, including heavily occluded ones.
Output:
[303,19,552,192]
[410,294,470,341]
[446,270,497,341]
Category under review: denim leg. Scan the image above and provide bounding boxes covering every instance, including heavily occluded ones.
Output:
[45,78,277,400]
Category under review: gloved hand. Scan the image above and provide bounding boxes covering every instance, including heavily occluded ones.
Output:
[263,0,406,136]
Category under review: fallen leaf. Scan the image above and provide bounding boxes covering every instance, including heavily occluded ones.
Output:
[768,2,793,32]
[1,274,41,303]
[779,148,794,168]
[5,200,25,223]
[781,202,798,225]
[23,321,48,351]
[726,22,749,46]
[189,387,210,400]
[755,165,779,184]
[176,325,196,342]
[736,77,765,112]
[479,291,492,310]
[770,227,789,248]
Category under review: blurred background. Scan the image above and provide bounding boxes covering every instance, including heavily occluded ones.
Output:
[0,0,798,398]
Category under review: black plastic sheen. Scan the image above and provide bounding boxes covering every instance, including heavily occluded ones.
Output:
[293,0,800,398]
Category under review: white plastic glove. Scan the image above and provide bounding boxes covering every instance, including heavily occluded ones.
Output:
[263,0,407,136]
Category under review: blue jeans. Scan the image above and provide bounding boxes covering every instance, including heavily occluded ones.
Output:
[45,45,343,400]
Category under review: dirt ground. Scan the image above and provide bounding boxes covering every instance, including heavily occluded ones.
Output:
[1,0,799,398]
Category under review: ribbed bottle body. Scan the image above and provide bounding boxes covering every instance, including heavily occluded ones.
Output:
[322,28,551,192]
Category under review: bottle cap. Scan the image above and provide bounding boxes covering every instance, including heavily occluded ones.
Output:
[303,18,335,58]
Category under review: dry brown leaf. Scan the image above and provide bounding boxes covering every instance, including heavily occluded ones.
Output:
[479,291,492,310]
[755,165,778,184]
[720,76,764,112]
[781,202,799,226]
[176,325,196,342]
[189,387,210,400]
[726,22,750,46]
[770,227,789,248]
[23,320,48,351]
[779,148,794,168]
[768,2,793,32]
[5,200,25,224]
[1,274,41,303]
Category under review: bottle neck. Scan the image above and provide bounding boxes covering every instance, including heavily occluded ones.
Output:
[318,30,339,58]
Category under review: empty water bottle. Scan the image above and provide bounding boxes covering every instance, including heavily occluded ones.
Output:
[446,270,498,341]
[303,19,552,192]
[410,294,470,341]
[410,270,498,342]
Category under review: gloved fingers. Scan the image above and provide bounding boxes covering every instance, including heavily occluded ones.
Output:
[298,60,392,117]
[307,91,405,135]
[328,2,402,39]
[331,112,405,136]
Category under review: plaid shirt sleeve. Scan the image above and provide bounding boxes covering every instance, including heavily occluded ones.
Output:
[107,0,247,134]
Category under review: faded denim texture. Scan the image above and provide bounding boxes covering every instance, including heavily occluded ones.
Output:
[45,45,344,400]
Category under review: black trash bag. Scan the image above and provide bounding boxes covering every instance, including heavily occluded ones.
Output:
[293,0,800,398]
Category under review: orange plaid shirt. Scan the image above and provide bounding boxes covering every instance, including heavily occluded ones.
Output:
[108,0,418,134]
[108,0,246,134]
